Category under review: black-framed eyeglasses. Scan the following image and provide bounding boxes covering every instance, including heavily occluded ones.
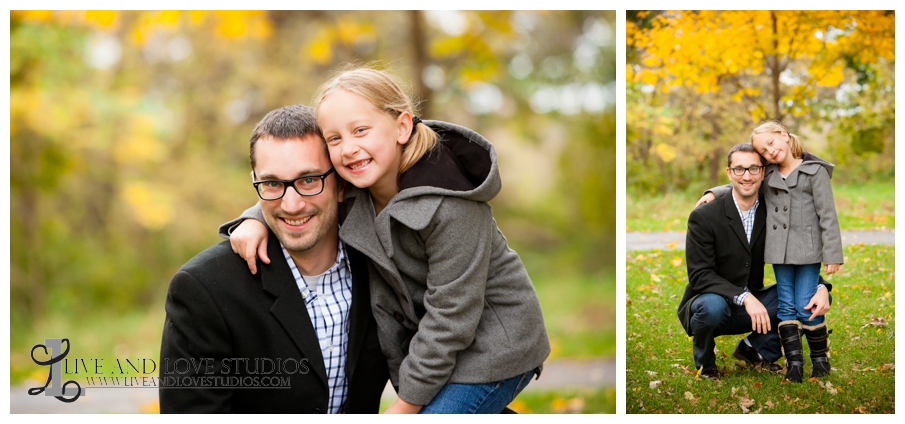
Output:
[253,168,335,200]
[729,166,764,176]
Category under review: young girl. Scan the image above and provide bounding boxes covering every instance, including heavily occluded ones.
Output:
[223,67,550,413]
[701,120,843,383]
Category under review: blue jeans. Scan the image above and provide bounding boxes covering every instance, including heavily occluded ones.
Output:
[419,367,541,414]
[773,263,823,325]
[689,285,781,372]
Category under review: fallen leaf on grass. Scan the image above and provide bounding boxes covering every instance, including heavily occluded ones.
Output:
[764,400,774,409]
[853,406,869,414]
[646,370,658,376]
[684,391,697,406]
[878,363,895,371]
[861,317,888,328]
[650,380,662,389]
[739,397,755,408]
[753,382,762,389]
[709,398,717,408]
[816,380,838,394]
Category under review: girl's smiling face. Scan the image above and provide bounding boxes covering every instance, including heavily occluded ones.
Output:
[751,130,791,165]
[318,89,410,195]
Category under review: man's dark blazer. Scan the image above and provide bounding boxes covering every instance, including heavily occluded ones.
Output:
[677,192,768,336]
[159,230,389,413]
[677,191,831,336]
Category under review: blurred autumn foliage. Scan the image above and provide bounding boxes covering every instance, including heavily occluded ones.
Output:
[627,10,895,192]
[9,11,615,342]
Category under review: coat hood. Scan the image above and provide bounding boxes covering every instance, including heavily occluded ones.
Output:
[798,151,835,179]
[394,120,501,203]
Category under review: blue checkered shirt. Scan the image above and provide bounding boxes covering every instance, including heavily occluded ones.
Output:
[732,194,759,306]
[281,240,353,414]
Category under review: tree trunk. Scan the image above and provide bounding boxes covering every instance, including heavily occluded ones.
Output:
[770,11,782,121]
[409,10,432,118]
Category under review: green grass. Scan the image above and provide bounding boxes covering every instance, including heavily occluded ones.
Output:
[626,244,895,413]
[628,182,894,232]
[515,245,617,359]
[379,387,616,414]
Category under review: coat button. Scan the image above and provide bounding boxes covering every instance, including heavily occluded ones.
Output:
[745,262,750,267]
[783,224,787,229]
[774,189,778,195]
[393,312,405,323]
[775,207,779,212]
[784,206,788,211]
[773,225,777,230]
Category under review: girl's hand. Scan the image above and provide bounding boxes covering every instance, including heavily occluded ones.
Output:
[230,220,270,274]
[695,193,716,208]
[825,263,841,275]
[383,398,422,414]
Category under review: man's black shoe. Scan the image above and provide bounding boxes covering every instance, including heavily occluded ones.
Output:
[733,339,773,368]
[701,368,722,381]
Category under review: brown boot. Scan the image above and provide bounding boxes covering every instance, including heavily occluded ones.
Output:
[802,323,831,378]
[778,320,804,383]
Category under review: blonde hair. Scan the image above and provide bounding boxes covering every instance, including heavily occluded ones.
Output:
[749,119,803,159]
[313,66,439,174]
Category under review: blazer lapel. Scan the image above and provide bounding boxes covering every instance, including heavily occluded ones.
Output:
[753,194,766,244]
[723,192,751,253]
[260,232,329,388]
[343,246,370,381]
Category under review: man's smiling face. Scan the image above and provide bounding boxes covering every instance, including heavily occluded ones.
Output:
[726,150,765,201]
[253,134,343,255]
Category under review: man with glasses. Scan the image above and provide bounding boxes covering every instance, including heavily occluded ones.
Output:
[160,105,388,413]
[677,143,831,380]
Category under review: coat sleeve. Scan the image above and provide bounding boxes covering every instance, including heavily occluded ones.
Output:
[217,204,267,239]
[706,184,732,199]
[685,207,746,302]
[159,270,234,413]
[395,197,492,406]
[811,167,844,265]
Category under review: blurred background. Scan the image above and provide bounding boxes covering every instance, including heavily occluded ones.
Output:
[9,10,616,413]
[626,10,894,233]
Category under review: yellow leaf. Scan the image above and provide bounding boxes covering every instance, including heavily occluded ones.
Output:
[85,10,118,29]
[121,182,175,230]
[307,30,334,65]
[654,143,677,163]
